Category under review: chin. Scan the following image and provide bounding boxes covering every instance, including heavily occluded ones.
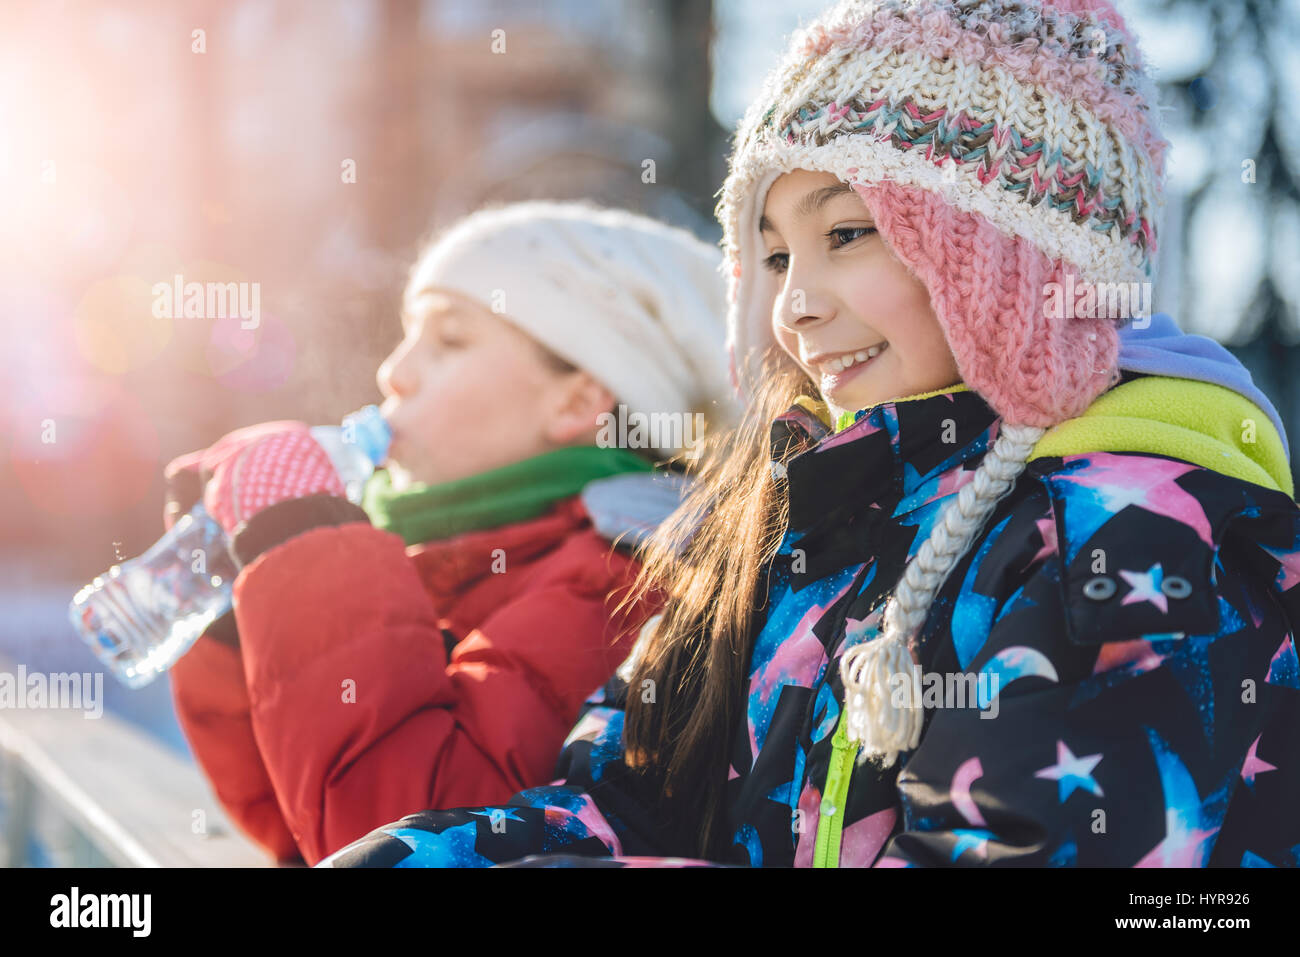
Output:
[825,385,894,416]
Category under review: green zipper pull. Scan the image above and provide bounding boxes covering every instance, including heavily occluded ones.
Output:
[813,709,859,867]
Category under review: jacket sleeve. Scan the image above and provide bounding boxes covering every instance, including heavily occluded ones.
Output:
[874,507,1300,867]
[317,675,690,867]
[228,500,657,865]
[168,613,303,864]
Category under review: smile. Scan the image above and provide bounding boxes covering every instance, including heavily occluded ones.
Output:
[816,342,889,376]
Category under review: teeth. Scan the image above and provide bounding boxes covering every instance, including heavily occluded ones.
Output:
[822,342,888,376]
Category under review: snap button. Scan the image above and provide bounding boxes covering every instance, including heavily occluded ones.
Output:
[1083,576,1116,600]
[1160,575,1192,599]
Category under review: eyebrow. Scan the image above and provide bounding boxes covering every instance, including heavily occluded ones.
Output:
[404,293,474,339]
[758,182,856,233]
[401,291,447,331]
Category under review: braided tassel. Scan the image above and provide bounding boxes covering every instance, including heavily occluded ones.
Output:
[839,421,1046,769]
[840,627,922,770]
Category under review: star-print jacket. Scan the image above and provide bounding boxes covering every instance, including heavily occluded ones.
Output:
[321,373,1300,867]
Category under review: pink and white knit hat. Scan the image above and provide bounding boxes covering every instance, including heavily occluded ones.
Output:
[715,0,1170,766]
[718,0,1169,428]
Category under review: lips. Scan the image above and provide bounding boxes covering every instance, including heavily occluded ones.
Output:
[820,342,888,375]
[813,342,889,387]
[382,425,401,465]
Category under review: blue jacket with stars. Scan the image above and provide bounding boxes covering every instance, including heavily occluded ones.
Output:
[319,371,1300,868]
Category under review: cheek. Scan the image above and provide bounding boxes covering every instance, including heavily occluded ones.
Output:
[440,350,562,438]
[847,262,918,321]
[771,304,801,361]
[401,350,516,445]
[429,348,524,400]
[402,351,551,478]
[849,267,946,356]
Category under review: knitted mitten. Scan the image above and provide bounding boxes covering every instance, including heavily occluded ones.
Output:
[193,421,345,537]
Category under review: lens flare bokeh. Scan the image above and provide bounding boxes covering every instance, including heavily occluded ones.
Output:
[9,375,160,518]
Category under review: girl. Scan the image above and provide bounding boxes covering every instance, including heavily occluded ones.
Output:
[161,201,738,865]
[323,0,1300,867]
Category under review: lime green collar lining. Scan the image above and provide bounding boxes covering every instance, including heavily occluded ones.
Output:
[810,377,1290,495]
[827,384,971,433]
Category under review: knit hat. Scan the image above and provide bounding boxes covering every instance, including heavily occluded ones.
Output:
[716,0,1169,766]
[407,201,742,457]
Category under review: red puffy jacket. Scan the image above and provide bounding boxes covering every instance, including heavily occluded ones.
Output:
[169,495,653,865]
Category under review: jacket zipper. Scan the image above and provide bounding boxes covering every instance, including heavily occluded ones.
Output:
[813,709,858,867]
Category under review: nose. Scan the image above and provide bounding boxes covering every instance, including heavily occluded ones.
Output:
[376,339,416,399]
[773,268,834,335]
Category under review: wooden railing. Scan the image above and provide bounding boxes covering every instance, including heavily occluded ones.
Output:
[0,657,272,867]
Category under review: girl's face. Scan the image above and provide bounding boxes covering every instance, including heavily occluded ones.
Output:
[376,288,616,490]
[760,169,961,418]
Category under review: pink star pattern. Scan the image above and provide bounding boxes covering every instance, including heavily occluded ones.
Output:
[1057,455,1214,548]
[840,807,898,867]
[1119,563,1169,613]
[1260,542,1300,592]
[1135,811,1218,867]
[1092,637,1166,677]
[1034,740,1104,802]
[1240,734,1277,790]
[1021,513,1058,573]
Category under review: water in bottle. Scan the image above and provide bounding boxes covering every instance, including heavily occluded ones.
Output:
[68,405,392,689]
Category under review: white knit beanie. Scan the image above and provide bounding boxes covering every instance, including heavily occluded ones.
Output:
[406,201,742,456]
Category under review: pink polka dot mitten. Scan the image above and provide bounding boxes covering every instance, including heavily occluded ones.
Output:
[197,421,346,537]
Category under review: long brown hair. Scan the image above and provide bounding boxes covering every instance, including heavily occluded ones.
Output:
[620,352,817,857]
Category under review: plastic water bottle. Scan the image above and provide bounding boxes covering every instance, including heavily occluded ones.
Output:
[68,405,392,689]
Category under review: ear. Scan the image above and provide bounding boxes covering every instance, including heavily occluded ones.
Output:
[543,371,618,447]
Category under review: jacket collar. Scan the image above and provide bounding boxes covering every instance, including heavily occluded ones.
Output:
[407,496,590,596]
[777,385,1002,530]
[773,386,1002,586]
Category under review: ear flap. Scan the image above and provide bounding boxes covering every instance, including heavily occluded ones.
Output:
[849,180,1120,429]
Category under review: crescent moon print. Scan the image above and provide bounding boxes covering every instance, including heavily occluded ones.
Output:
[977,646,1060,707]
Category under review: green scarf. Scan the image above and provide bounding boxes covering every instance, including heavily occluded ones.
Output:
[360,445,654,546]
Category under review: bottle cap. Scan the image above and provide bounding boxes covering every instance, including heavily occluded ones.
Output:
[342,405,392,467]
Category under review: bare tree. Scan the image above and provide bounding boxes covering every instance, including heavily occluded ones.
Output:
[1146,0,1299,485]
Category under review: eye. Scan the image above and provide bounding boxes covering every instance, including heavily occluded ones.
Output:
[762,251,789,274]
[435,327,465,347]
[427,318,467,349]
[828,226,875,248]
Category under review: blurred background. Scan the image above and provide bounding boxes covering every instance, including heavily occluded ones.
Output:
[0,0,1297,858]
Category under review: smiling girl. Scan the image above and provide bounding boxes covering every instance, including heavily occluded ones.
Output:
[756,173,961,416]
[323,0,1300,868]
